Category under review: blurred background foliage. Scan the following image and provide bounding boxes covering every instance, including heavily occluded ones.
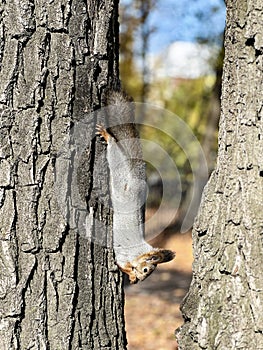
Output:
[119,0,226,228]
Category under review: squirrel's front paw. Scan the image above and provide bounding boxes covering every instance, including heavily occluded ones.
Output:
[118,262,139,284]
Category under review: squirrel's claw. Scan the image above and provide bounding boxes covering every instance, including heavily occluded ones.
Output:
[96,124,110,143]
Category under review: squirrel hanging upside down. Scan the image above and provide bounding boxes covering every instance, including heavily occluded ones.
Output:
[96,90,175,284]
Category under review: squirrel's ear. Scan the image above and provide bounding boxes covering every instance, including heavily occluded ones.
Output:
[146,249,175,264]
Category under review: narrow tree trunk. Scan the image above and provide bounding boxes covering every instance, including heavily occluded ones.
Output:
[177,1,263,349]
[0,1,127,349]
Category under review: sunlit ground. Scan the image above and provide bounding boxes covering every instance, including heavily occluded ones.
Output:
[124,229,193,350]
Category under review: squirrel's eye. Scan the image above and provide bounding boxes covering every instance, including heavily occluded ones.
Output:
[143,267,148,273]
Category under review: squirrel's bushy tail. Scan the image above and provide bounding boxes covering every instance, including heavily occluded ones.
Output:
[104,89,143,157]
[104,89,138,139]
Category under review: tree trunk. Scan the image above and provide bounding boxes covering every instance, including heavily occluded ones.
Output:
[177,1,263,349]
[0,1,127,349]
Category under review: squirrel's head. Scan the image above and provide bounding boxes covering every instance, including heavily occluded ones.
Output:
[129,249,175,284]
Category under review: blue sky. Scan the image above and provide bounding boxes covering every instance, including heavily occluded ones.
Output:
[150,0,226,52]
[121,0,226,54]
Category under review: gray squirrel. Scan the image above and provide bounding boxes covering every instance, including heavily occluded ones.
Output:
[96,90,175,284]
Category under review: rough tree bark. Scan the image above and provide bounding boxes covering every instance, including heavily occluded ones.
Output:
[177,1,263,349]
[0,1,127,349]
